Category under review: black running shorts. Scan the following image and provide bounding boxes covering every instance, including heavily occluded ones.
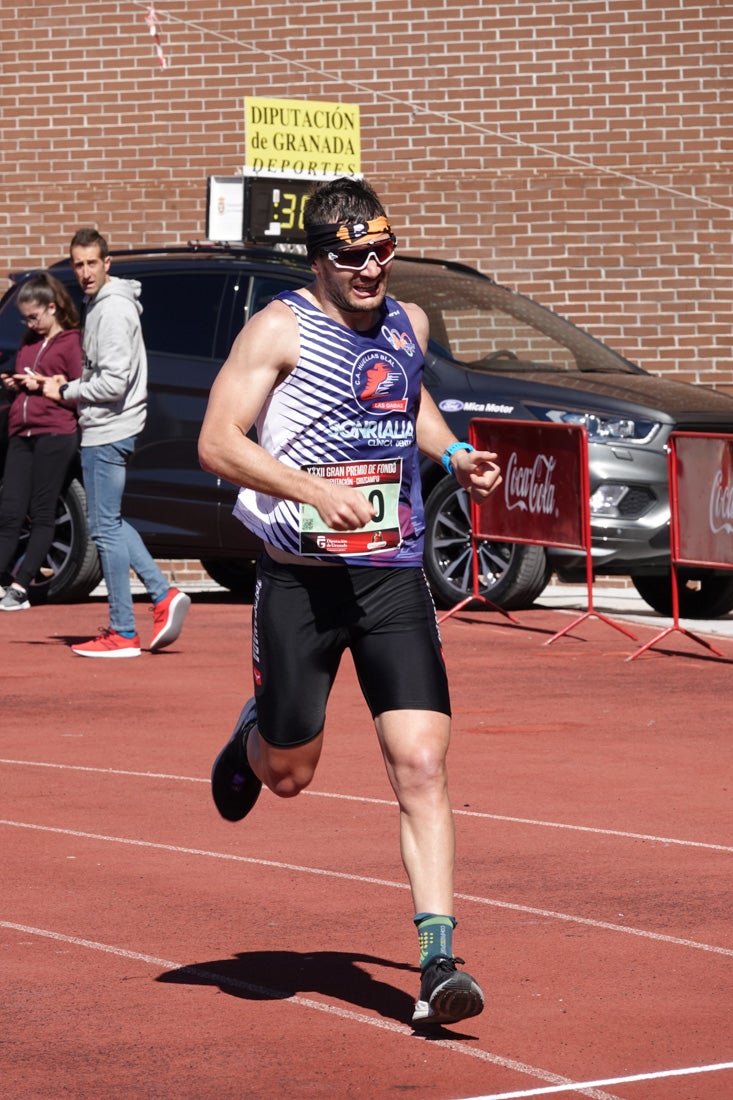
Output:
[251,555,451,747]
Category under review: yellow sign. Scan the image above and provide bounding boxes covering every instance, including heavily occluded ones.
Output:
[245,97,360,177]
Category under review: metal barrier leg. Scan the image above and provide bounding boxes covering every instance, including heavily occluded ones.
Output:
[626,624,724,660]
[546,608,637,645]
[437,535,519,625]
[626,557,724,659]
[545,548,637,645]
[437,593,518,625]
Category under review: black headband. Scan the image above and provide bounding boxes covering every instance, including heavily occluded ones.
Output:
[306,216,392,258]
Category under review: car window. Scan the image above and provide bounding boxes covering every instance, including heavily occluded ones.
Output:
[249,275,310,317]
[390,263,640,375]
[0,282,35,370]
[215,271,251,358]
[0,300,24,371]
[136,272,229,358]
[390,269,577,369]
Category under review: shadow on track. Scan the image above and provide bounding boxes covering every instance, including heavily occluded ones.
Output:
[156,949,416,1023]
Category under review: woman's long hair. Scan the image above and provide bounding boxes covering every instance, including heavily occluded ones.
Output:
[18,272,80,344]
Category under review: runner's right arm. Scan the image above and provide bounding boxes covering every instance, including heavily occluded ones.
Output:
[198,301,376,531]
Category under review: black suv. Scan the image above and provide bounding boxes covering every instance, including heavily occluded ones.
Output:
[3,244,733,617]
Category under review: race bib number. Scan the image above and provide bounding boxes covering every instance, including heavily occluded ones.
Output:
[299,459,403,556]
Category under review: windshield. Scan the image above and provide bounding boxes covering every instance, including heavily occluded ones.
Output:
[0,280,28,372]
[389,260,643,376]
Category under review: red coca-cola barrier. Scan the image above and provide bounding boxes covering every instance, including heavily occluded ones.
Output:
[438,419,637,644]
[628,431,733,660]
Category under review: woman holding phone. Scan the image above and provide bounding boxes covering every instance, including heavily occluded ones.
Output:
[0,273,82,610]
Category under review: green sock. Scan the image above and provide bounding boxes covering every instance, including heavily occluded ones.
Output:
[414,912,457,968]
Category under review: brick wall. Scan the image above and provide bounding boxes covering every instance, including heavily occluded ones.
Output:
[2,0,731,393]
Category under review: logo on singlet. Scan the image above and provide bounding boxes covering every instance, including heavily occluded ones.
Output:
[352,349,408,415]
[382,325,416,357]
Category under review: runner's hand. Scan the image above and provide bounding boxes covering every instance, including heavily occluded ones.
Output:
[452,448,502,501]
[314,482,377,531]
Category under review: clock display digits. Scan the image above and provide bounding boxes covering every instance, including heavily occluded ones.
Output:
[245,177,312,243]
[278,191,297,230]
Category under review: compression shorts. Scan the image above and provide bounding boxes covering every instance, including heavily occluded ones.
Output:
[251,555,451,747]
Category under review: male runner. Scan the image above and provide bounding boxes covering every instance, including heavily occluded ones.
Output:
[198,176,501,1026]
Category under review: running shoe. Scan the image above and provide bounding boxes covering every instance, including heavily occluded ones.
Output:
[211,698,262,821]
[149,587,191,652]
[71,628,141,658]
[412,955,484,1026]
[0,585,30,611]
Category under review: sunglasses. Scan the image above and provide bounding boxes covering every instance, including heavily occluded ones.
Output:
[326,237,397,272]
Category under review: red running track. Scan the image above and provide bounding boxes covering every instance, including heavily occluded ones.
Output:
[1,592,732,1100]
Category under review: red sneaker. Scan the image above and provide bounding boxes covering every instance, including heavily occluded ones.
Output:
[71,628,141,659]
[149,587,191,652]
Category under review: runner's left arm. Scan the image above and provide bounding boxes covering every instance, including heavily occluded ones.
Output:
[416,387,502,500]
[401,300,502,501]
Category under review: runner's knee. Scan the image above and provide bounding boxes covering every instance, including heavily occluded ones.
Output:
[256,737,322,798]
[262,764,316,799]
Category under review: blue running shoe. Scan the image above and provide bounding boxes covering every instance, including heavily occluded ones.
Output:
[211,699,262,821]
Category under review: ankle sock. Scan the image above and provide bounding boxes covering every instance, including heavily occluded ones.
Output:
[117,629,137,639]
[414,912,457,968]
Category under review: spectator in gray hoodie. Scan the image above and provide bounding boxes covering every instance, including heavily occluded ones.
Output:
[44,228,190,657]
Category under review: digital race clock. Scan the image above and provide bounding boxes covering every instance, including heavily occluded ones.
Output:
[243,176,313,244]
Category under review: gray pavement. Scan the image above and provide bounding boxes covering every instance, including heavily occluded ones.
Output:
[537,580,733,640]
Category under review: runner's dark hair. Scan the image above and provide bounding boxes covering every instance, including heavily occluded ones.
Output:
[304,177,386,229]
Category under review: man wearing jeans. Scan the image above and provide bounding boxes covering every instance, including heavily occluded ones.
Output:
[44,228,190,657]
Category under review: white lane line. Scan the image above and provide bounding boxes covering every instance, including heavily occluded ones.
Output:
[2,819,732,958]
[460,1059,733,1098]
[0,920,624,1100]
[1,758,731,854]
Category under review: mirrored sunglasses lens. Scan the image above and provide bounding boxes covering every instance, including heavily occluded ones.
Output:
[334,240,395,270]
[373,240,396,263]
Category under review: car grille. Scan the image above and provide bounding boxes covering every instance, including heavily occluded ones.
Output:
[617,486,656,517]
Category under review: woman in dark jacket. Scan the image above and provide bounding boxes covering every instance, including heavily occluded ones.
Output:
[0,273,82,609]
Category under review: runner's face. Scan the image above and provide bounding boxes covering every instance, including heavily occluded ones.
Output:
[315,234,393,317]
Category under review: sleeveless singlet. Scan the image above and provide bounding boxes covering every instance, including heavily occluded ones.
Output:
[233,289,427,567]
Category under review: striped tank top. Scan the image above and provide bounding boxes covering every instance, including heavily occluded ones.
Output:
[233,289,426,567]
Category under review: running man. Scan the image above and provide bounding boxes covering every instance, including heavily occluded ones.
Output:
[198,176,501,1026]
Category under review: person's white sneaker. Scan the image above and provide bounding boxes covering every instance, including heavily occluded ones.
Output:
[0,585,31,611]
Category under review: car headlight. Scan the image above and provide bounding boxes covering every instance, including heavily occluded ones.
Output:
[589,484,629,517]
[543,409,659,444]
[589,483,657,519]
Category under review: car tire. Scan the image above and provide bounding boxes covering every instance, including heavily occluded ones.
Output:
[631,571,733,619]
[2,477,102,604]
[200,557,257,596]
[423,477,551,610]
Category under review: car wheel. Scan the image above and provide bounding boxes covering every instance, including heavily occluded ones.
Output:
[200,557,257,596]
[423,477,551,610]
[631,571,733,619]
[3,477,102,604]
